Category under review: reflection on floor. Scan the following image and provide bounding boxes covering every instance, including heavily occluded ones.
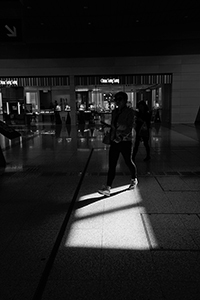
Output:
[0,122,200,300]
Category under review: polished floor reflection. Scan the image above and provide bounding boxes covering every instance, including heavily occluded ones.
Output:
[0,122,200,300]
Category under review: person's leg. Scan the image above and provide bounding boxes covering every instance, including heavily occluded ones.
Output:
[121,141,138,189]
[143,136,151,160]
[121,141,137,179]
[98,142,120,196]
[107,142,120,187]
[132,134,140,161]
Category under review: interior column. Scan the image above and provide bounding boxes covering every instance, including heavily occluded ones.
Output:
[69,75,76,126]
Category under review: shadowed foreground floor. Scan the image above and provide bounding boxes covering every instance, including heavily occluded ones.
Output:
[0,123,200,300]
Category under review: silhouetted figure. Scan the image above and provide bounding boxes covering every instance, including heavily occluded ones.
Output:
[98,92,138,197]
[50,102,54,123]
[55,125,62,137]
[66,124,71,136]
[54,101,62,125]
[132,100,151,162]
[66,112,71,125]
[154,109,161,123]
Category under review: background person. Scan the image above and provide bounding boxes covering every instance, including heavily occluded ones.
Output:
[132,100,151,162]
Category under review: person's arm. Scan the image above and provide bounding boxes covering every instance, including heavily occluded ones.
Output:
[100,121,111,128]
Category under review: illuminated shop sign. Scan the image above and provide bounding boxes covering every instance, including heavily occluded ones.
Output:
[0,79,18,87]
[100,78,120,84]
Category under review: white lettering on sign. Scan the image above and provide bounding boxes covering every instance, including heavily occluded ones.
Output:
[100,78,120,84]
[0,80,18,87]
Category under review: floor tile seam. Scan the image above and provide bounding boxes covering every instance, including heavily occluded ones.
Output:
[185,231,200,250]
[2,170,200,177]
[100,201,105,251]
[170,128,200,143]
[97,200,149,249]
[163,189,200,192]
[141,213,200,231]
[150,248,200,252]
[179,213,200,249]
[140,212,200,251]
[143,212,200,250]
[41,172,200,177]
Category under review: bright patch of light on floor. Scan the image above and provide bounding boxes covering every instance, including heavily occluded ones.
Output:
[65,185,158,250]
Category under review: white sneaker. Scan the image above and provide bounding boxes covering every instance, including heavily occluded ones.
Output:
[98,185,111,197]
[128,178,138,190]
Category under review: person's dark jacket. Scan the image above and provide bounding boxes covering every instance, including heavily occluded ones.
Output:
[135,110,151,135]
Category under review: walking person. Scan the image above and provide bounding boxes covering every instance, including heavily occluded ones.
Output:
[98,92,138,197]
[132,100,151,162]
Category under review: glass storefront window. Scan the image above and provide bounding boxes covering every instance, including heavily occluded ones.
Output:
[26,92,38,112]
[76,86,137,113]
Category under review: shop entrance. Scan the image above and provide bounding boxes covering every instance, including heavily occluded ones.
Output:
[76,85,134,124]
[75,81,172,125]
[1,87,25,125]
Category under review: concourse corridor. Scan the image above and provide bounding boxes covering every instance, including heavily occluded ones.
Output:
[0,122,200,300]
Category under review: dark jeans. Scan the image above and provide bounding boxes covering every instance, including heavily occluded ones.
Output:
[132,134,150,159]
[107,141,137,187]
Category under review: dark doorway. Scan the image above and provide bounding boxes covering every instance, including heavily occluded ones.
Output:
[40,90,52,109]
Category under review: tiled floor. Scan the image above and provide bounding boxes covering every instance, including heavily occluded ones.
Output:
[0,122,200,300]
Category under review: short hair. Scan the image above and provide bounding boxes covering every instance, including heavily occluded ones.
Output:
[114,92,128,103]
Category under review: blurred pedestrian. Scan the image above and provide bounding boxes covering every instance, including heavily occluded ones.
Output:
[132,100,151,162]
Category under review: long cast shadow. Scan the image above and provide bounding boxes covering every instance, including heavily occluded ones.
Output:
[74,187,131,210]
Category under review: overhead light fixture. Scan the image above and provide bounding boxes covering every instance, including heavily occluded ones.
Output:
[76,88,89,92]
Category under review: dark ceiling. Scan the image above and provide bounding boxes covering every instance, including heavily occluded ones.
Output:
[1,0,200,58]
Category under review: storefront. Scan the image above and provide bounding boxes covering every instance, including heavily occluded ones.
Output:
[0,73,172,126]
[75,74,172,124]
[0,76,70,125]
